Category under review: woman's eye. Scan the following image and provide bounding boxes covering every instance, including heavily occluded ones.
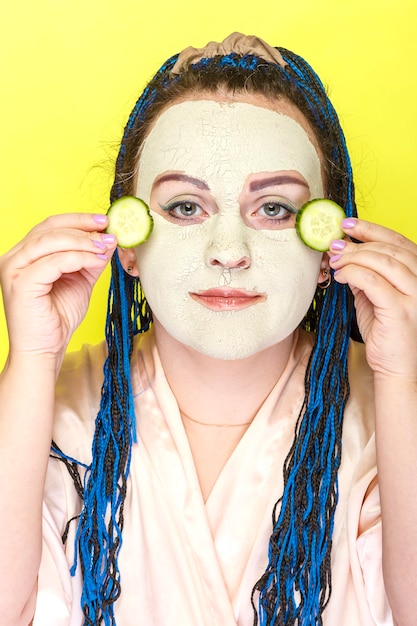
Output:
[160,201,204,220]
[175,202,199,217]
[258,202,297,219]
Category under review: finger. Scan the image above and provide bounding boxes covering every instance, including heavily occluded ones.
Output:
[4,213,111,257]
[330,248,417,296]
[29,212,110,236]
[341,218,417,254]
[4,230,117,271]
[10,248,114,295]
[333,262,417,313]
[332,238,417,275]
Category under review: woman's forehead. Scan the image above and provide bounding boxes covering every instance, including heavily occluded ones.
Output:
[136,99,323,203]
[157,89,320,143]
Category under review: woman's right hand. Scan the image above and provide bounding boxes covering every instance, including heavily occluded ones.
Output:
[0,213,117,365]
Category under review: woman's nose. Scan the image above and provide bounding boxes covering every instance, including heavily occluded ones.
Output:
[208,254,251,269]
[205,214,251,270]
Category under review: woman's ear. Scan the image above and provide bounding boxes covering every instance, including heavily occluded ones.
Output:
[117,247,139,277]
[318,252,331,286]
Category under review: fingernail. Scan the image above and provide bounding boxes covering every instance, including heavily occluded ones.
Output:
[96,253,108,260]
[330,239,346,251]
[93,214,107,225]
[341,218,357,229]
[101,233,117,244]
[93,239,107,250]
[329,254,342,263]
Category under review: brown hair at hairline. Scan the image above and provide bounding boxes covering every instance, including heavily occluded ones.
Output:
[112,58,344,206]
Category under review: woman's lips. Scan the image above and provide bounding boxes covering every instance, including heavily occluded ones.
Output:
[189,288,267,311]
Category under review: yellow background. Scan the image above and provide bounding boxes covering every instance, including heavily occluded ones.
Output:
[1,0,416,367]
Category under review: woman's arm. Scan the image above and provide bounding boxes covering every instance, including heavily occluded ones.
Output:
[0,353,58,625]
[0,213,116,625]
[330,219,417,626]
[374,375,417,626]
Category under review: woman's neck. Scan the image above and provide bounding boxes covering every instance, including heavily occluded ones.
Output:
[153,319,298,426]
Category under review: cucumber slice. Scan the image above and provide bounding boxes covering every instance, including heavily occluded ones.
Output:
[296,199,346,251]
[106,196,153,248]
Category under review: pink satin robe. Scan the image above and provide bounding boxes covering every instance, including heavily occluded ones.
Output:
[34,329,393,625]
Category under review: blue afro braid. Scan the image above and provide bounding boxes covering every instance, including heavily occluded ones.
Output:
[70,55,179,625]
[250,50,355,625]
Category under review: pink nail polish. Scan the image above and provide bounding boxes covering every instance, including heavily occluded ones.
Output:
[330,254,342,263]
[102,233,116,244]
[341,218,357,229]
[93,214,107,224]
[93,239,107,250]
[96,253,108,260]
[330,240,346,251]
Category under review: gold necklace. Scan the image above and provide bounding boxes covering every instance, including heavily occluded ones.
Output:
[180,410,253,428]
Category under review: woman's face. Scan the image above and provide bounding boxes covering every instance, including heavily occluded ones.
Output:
[134,94,324,360]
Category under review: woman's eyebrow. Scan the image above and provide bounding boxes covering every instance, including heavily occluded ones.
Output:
[249,175,309,192]
[153,173,210,190]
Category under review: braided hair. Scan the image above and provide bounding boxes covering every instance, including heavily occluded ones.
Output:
[56,43,356,625]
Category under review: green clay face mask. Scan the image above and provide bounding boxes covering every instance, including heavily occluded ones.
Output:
[135,100,324,360]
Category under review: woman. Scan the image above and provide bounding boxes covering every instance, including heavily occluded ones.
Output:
[1,33,416,626]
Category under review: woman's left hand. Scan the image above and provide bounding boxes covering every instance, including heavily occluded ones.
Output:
[329,218,417,380]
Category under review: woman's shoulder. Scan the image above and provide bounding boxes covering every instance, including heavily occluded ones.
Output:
[56,341,108,410]
[53,341,109,463]
[347,338,374,407]
[53,333,155,461]
[344,338,376,453]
